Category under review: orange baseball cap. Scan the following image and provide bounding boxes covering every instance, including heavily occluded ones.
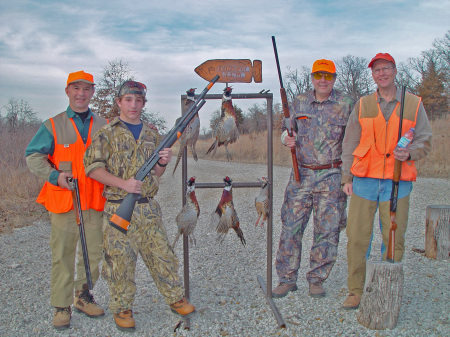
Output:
[311,59,336,74]
[368,53,396,68]
[66,70,95,86]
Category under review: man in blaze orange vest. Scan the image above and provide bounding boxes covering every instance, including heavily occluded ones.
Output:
[26,71,107,329]
[340,53,432,309]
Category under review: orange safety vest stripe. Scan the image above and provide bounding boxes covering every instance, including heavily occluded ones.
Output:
[350,92,421,181]
[36,114,106,213]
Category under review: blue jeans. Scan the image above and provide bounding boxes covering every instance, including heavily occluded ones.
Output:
[353,177,412,258]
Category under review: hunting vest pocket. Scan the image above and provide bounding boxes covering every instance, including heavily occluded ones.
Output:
[38,183,73,213]
[294,113,312,137]
[351,145,371,177]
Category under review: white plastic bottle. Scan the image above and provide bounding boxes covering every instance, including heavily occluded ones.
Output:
[397,127,415,148]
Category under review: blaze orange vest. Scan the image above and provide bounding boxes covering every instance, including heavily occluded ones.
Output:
[36,112,107,213]
[350,92,421,181]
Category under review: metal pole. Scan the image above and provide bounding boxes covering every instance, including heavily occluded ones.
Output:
[179,92,285,329]
[180,96,191,330]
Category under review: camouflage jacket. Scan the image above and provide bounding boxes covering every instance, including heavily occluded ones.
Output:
[84,117,161,200]
[285,89,354,166]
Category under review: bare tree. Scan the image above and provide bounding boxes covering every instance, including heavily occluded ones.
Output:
[432,30,450,76]
[396,62,420,95]
[91,58,167,130]
[284,66,312,101]
[140,111,167,132]
[2,98,39,133]
[244,103,267,134]
[335,55,374,100]
[91,58,135,119]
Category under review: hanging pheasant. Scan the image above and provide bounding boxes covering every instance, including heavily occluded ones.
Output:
[210,176,246,246]
[254,177,270,227]
[172,88,200,175]
[205,86,239,161]
[173,177,200,248]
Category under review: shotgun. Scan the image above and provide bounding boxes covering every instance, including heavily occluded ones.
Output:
[387,86,406,263]
[271,36,300,181]
[110,75,220,234]
[68,177,93,290]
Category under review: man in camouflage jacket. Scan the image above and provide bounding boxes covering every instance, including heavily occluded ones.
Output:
[273,59,355,299]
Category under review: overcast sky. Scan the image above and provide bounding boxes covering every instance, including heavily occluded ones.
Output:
[0,0,449,127]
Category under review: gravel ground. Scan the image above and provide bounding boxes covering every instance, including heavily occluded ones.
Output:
[0,158,449,337]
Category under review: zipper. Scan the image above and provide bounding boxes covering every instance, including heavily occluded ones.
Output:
[382,121,388,180]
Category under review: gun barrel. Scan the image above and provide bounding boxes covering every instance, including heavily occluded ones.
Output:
[271,36,284,88]
[69,178,93,289]
[110,76,219,233]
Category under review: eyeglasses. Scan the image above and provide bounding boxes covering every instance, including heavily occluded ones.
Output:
[117,81,147,97]
[312,72,335,81]
[372,66,394,75]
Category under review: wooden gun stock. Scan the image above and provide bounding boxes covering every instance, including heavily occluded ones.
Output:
[387,86,406,263]
[272,36,300,181]
[279,87,300,181]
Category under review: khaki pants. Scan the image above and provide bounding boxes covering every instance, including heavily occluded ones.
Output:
[49,209,103,307]
[346,194,409,295]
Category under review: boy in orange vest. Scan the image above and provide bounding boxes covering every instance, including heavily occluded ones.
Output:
[26,71,107,329]
[341,53,432,309]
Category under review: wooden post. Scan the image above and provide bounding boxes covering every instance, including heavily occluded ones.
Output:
[357,261,404,330]
[425,205,450,260]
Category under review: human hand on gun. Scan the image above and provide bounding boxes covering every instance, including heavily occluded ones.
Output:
[157,147,173,166]
[59,172,73,190]
[393,147,410,161]
[282,131,297,149]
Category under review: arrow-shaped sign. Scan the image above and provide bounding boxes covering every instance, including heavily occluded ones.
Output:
[195,59,262,83]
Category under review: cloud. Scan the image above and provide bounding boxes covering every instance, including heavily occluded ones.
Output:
[0,0,449,126]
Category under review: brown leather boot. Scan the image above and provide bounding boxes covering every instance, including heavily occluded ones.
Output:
[272,283,298,298]
[342,293,361,310]
[170,298,195,316]
[53,306,71,330]
[74,283,105,317]
[309,283,326,298]
[113,310,135,331]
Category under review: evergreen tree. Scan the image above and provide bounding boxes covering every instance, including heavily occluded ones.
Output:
[416,61,449,120]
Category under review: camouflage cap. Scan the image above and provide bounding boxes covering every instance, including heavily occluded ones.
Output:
[117,81,147,98]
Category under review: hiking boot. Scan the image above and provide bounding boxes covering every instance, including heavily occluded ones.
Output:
[309,283,325,298]
[53,306,71,330]
[272,283,298,298]
[74,284,105,317]
[170,298,195,316]
[342,293,361,310]
[113,310,135,332]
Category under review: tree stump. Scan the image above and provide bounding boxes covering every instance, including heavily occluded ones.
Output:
[425,205,450,260]
[357,261,404,330]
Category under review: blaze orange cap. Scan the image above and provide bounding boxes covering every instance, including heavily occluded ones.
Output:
[368,53,396,68]
[311,59,336,74]
[66,70,95,86]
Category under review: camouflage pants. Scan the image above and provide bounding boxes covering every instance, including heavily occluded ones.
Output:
[102,199,184,314]
[276,168,347,285]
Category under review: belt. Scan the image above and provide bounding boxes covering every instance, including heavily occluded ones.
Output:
[107,197,152,204]
[301,160,342,170]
